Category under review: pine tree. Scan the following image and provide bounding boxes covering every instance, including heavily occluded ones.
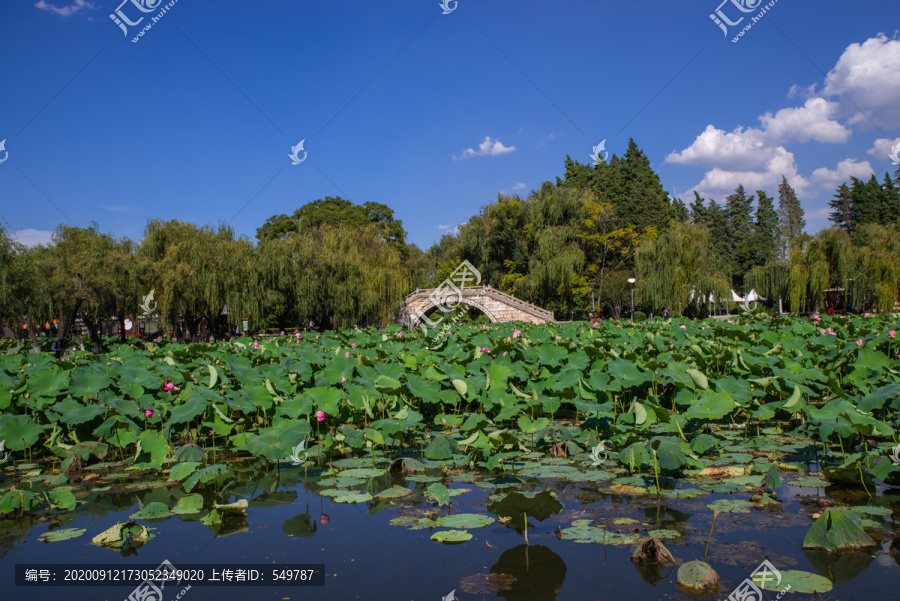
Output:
[606,139,670,234]
[705,200,732,276]
[777,176,805,259]
[689,192,707,225]
[880,172,900,225]
[828,183,853,232]
[850,176,878,228]
[753,190,779,264]
[725,185,755,289]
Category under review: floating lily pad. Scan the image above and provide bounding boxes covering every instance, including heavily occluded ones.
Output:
[331,491,373,504]
[92,521,154,548]
[39,528,87,542]
[560,525,639,545]
[660,488,708,500]
[375,485,413,499]
[338,467,386,479]
[677,560,720,590]
[791,477,829,488]
[389,515,434,530]
[459,572,516,594]
[849,505,892,516]
[647,529,682,539]
[407,475,442,483]
[707,499,754,514]
[756,570,832,594]
[431,529,472,543]
[172,494,203,514]
[435,513,495,529]
[130,502,172,521]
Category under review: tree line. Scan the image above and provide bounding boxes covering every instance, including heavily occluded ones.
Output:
[2,141,899,352]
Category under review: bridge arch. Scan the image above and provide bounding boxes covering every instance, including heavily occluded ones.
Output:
[408,297,500,328]
[397,286,555,329]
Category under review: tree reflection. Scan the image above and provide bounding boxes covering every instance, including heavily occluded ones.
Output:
[491,544,566,601]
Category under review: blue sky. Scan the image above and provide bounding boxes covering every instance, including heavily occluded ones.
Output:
[2,0,899,249]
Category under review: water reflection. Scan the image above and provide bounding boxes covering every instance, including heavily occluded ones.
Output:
[803,549,874,584]
[491,545,567,601]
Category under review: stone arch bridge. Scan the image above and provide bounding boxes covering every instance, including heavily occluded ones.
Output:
[397,286,555,328]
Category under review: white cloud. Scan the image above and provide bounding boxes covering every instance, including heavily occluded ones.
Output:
[759,98,850,144]
[809,159,874,190]
[820,33,900,129]
[670,34,900,213]
[689,147,810,200]
[511,183,526,191]
[453,137,515,160]
[35,0,95,16]
[12,229,54,247]
[437,224,461,235]
[665,125,770,171]
[868,137,900,161]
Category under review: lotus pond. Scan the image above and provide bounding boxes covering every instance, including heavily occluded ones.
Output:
[1,315,900,600]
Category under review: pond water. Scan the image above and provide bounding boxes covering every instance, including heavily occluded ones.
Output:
[2,456,899,601]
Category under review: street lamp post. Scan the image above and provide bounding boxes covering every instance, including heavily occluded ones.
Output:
[627,278,636,322]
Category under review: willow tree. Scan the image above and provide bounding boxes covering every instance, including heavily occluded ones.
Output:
[257,223,411,330]
[788,233,830,314]
[850,224,900,312]
[635,220,729,316]
[141,219,260,339]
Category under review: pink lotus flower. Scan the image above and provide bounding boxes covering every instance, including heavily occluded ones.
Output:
[315,411,326,422]
[856,338,863,346]
[680,325,687,330]
[556,336,561,340]
[145,410,154,418]
[864,312,872,318]
[592,322,599,328]
[341,376,347,382]
[825,327,836,335]
[321,513,330,525]
[513,329,522,338]
[164,382,175,392]
[889,330,896,338]
[252,341,259,348]
[506,336,511,342]
[481,347,490,353]
[280,331,285,335]
[351,343,358,348]
[396,331,405,337]
[345,351,350,357]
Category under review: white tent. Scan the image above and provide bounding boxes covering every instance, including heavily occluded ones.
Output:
[744,289,767,302]
[706,290,744,303]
